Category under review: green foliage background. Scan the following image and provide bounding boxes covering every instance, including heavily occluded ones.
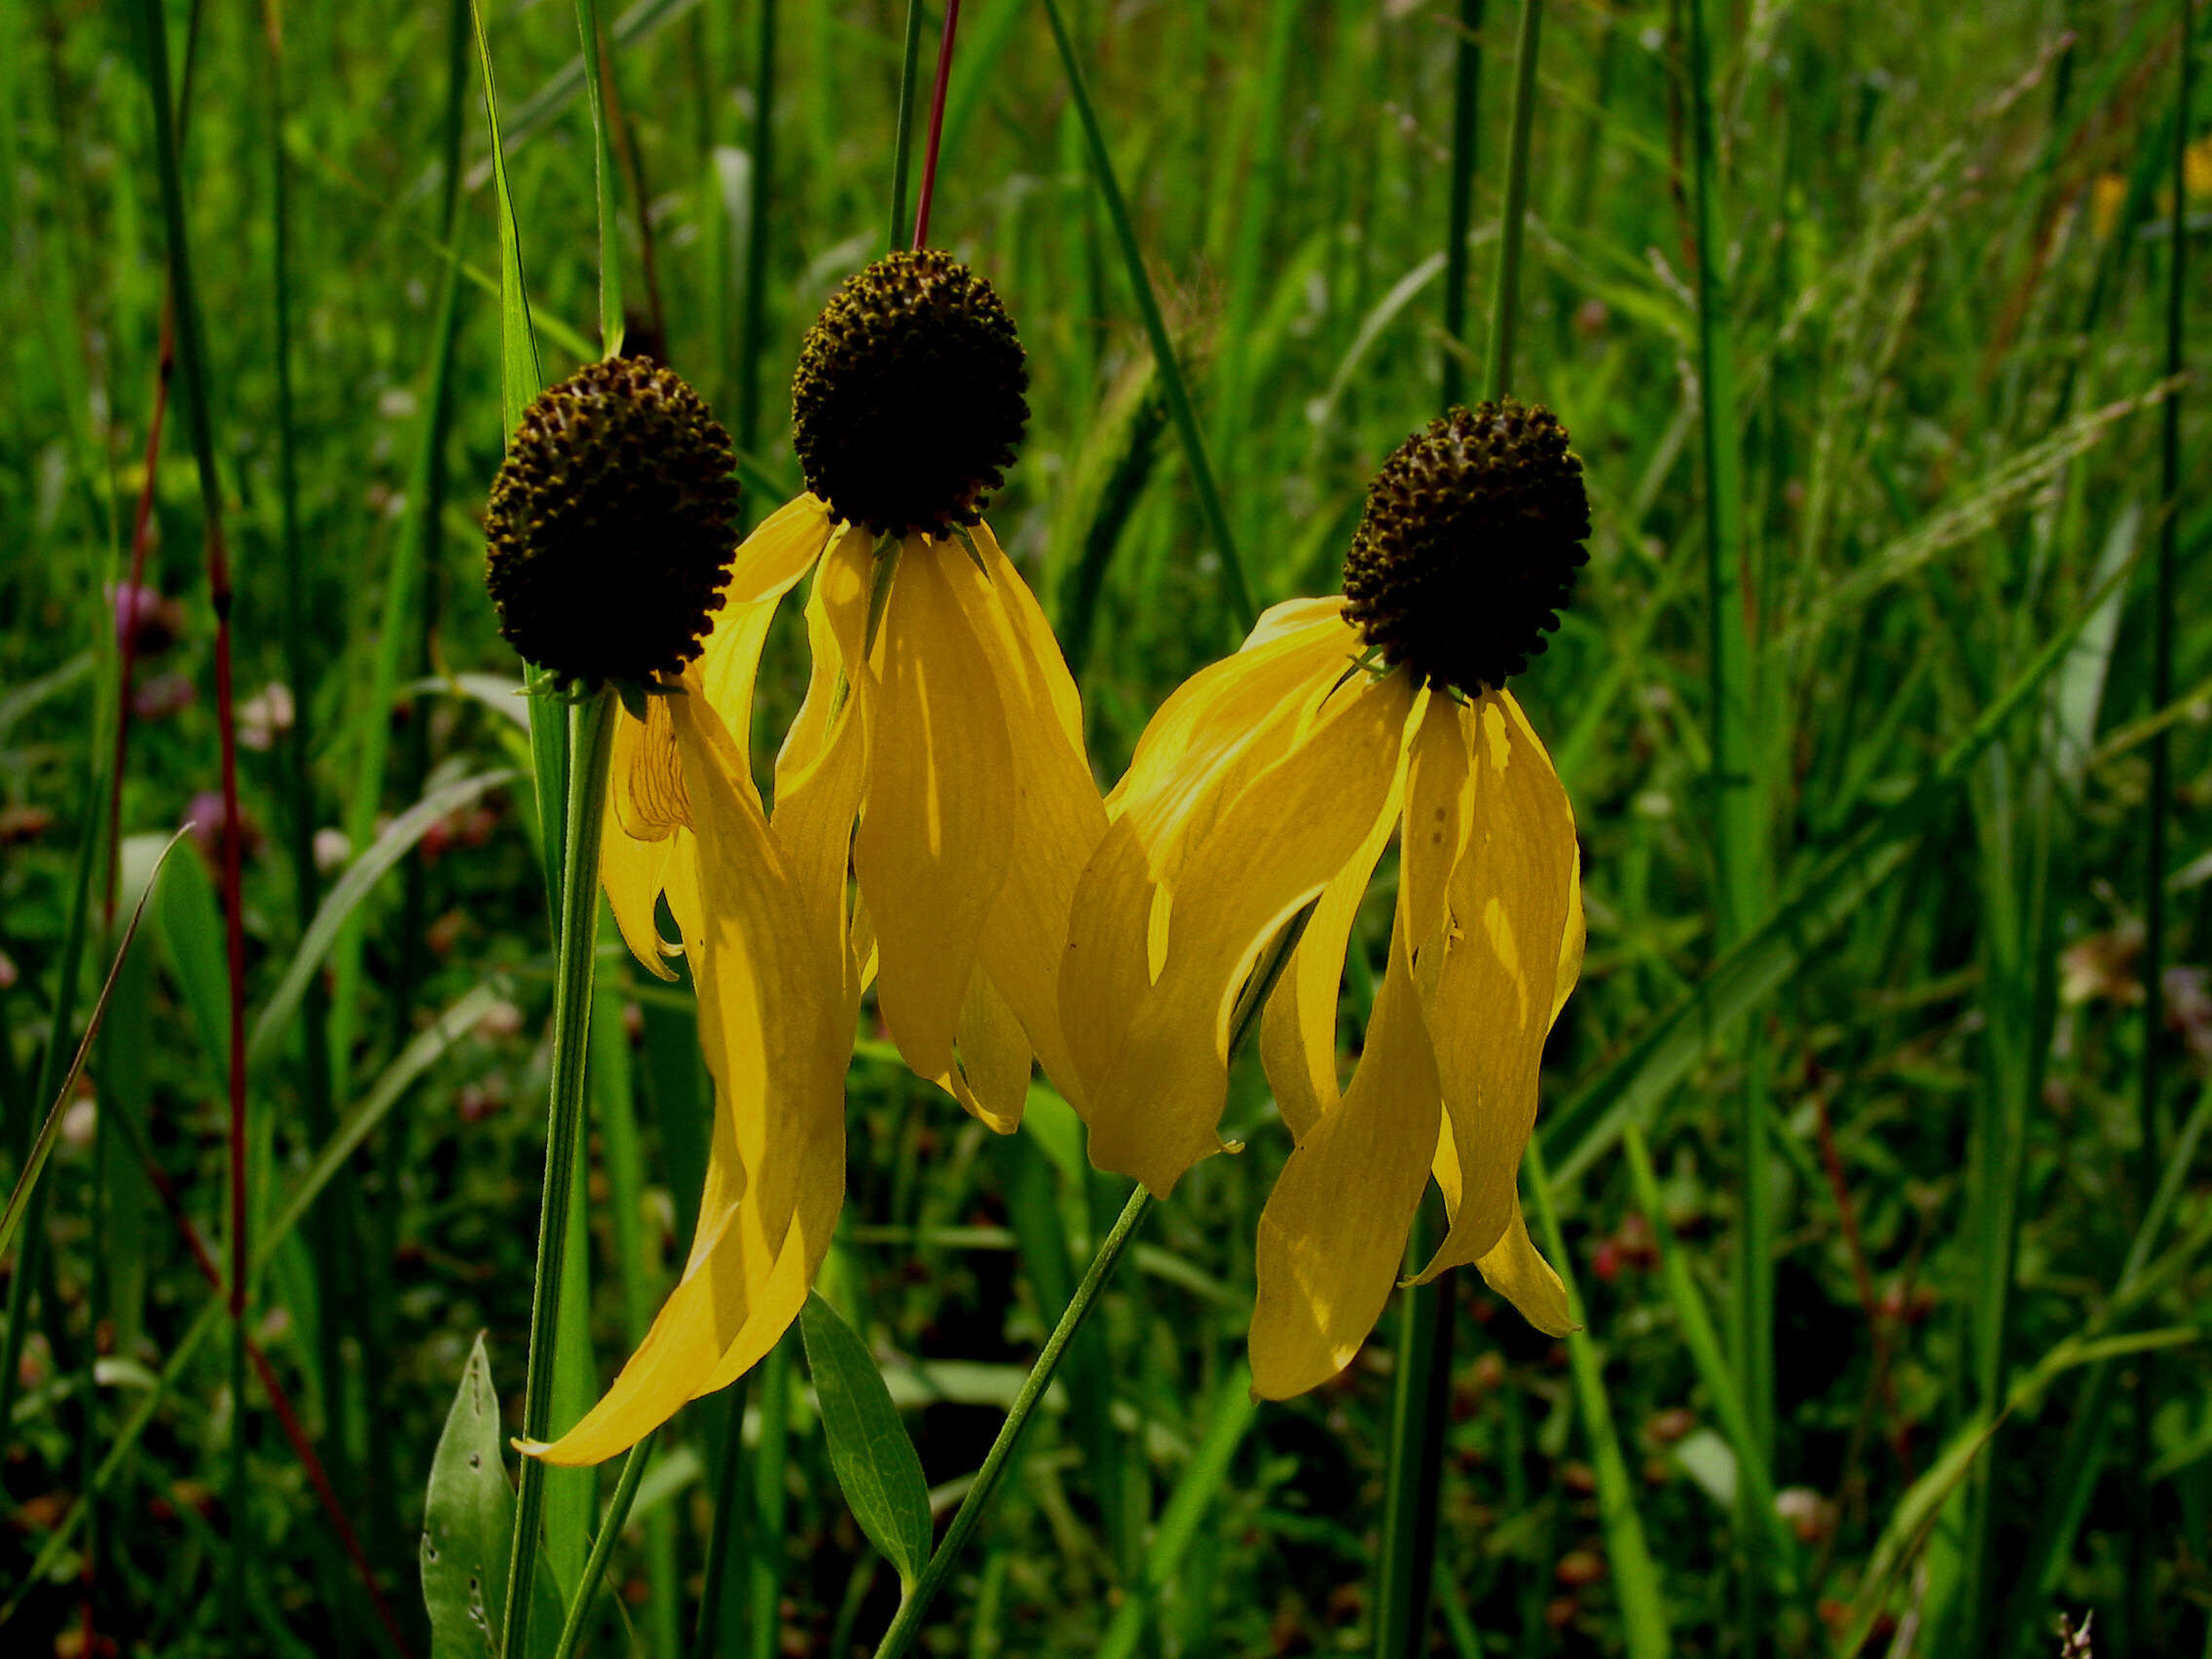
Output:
[0,0,2207,1654]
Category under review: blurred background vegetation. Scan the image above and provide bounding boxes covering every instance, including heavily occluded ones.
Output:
[0,0,2207,1654]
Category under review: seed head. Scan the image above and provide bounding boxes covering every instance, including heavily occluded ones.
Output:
[1342,399,1590,696]
[792,251,1029,537]
[485,358,740,687]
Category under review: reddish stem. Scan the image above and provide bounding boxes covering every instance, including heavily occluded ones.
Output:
[909,0,963,249]
[120,1126,416,1659]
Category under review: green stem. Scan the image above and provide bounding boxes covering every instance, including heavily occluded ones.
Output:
[734,0,775,461]
[1037,0,1254,631]
[1438,0,1484,411]
[870,1183,1155,1659]
[501,686,618,1659]
[550,1431,654,1659]
[1681,0,1768,1643]
[887,0,926,252]
[690,1383,750,1659]
[1485,0,1543,400]
[749,1330,793,1659]
[573,0,624,355]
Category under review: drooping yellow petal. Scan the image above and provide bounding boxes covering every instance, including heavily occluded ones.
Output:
[852,538,1016,1104]
[1414,689,1576,1282]
[769,538,872,981]
[950,524,1107,1118]
[612,693,689,839]
[1400,695,1474,960]
[1257,734,1407,1141]
[1082,669,1416,1196]
[1473,1194,1574,1337]
[601,801,680,980]
[534,682,852,1465]
[1250,904,1442,1398]
[602,701,689,979]
[947,967,1032,1135]
[1061,616,1353,1107]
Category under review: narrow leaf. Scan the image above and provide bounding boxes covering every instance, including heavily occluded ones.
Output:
[421,1335,564,1659]
[800,1292,933,1587]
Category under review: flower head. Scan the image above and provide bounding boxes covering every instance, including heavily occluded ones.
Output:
[533,265,1103,1463]
[792,250,1029,537]
[485,357,741,687]
[1061,409,1592,1398]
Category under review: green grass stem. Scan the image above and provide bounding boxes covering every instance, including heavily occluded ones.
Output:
[499,687,617,1659]
[1526,1139,1670,1659]
[734,0,775,463]
[573,0,626,356]
[1485,0,1543,400]
[749,1329,794,1659]
[551,1432,654,1659]
[870,1182,1154,1659]
[888,1,926,252]
[1037,0,1255,631]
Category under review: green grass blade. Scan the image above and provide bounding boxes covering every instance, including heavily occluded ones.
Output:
[1036,0,1253,631]
[1093,1363,1258,1659]
[572,0,625,356]
[1527,1140,1670,1658]
[245,768,516,1073]
[1543,554,2134,1183]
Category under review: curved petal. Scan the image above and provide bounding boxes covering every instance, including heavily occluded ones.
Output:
[602,703,688,978]
[952,524,1108,1118]
[602,798,680,980]
[696,498,832,809]
[1251,906,1442,1398]
[533,682,852,1464]
[1061,625,1352,1107]
[1413,690,1577,1282]
[852,538,1016,1103]
[1257,732,1407,1141]
[947,966,1032,1135]
[1083,669,1416,1196]
[1474,1195,1574,1337]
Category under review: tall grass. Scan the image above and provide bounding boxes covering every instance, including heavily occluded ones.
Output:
[0,2,2204,1656]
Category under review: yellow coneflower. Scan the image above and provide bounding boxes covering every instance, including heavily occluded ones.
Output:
[526,253,1108,1463]
[486,359,864,1468]
[621,249,1106,1134]
[1061,399,1590,1401]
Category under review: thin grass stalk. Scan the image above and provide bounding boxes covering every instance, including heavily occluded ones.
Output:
[573,0,625,354]
[1438,0,1483,410]
[366,0,475,1575]
[909,0,962,248]
[1681,0,1771,1641]
[868,918,1303,1659]
[96,1064,417,1657]
[888,0,926,251]
[1374,8,1485,1653]
[1037,0,1254,630]
[749,1330,794,1659]
[134,0,254,1639]
[551,1432,654,1659]
[735,0,775,462]
[101,308,171,927]
[260,3,358,1576]
[2129,4,2192,1642]
[500,687,618,1659]
[1485,0,1543,400]
[1525,1140,1669,1659]
[690,1382,751,1659]
[870,1183,1154,1659]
